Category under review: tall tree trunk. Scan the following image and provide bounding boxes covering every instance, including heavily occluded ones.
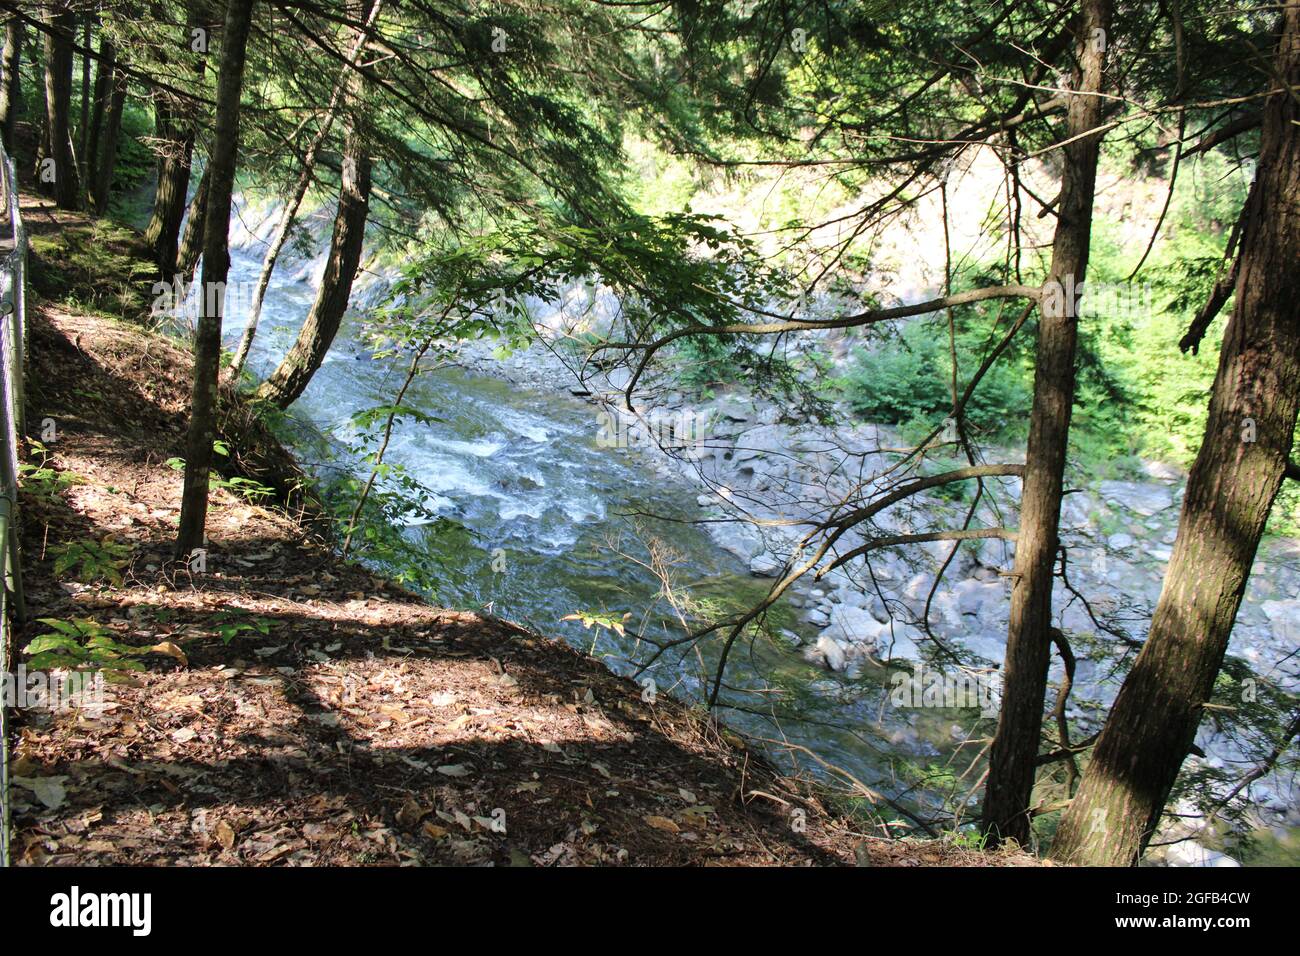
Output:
[91,66,125,211]
[175,163,209,283]
[143,104,195,278]
[33,24,49,189]
[1050,4,1300,867]
[228,0,381,381]
[42,2,81,209]
[77,15,89,182]
[0,18,22,152]
[255,116,371,408]
[86,35,115,207]
[980,0,1111,847]
[144,1,203,277]
[175,0,255,559]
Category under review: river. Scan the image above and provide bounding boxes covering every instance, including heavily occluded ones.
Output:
[199,234,974,831]
[180,201,1295,862]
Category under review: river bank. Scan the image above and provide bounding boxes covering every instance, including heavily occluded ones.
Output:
[209,194,1297,863]
[5,188,1050,866]
[336,241,1300,866]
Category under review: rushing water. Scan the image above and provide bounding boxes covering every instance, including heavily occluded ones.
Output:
[120,182,1290,858]
[205,240,980,821]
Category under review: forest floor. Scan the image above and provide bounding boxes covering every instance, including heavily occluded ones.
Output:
[7,189,1041,866]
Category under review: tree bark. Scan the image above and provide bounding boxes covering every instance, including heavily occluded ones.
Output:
[175,0,255,559]
[91,65,126,211]
[228,0,381,381]
[980,0,1111,847]
[77,15,89,182]
[143,1,203,278]
[42,2,81,209]
[86,34,115,208]
[0,18,22,152]
[255,113,371,408]
[175,163,209,283]
[1050,3,1300,867]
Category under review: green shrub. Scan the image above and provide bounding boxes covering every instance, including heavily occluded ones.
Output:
[840,316,1032,442]
[675,333,744,392]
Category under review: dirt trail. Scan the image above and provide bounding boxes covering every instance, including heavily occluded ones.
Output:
[9,192,1037,866]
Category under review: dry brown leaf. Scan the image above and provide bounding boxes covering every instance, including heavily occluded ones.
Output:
[215,821,237,851]
[149,641,189,667]
[396,798,427,829]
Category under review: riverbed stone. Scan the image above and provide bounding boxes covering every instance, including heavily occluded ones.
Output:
[1098,480,1174,516]
[813,635,847,672]
[825,605,882,645]
[978,536,1014,569]
[802,605,830,627]
[955,578,1003,617]
[1107,532,1135,551]
[708,520,765,563]
[874,623,923,661]
[731,424,790,465]
[961,629,1008,664]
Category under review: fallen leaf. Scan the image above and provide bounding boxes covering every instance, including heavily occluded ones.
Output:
[149,641,189,667]
[644,815,680,833]
[13,775,67,810]
[215,821,237,851]
[303,823,331,842]
[396,798,427,829]
[422,822,449,840]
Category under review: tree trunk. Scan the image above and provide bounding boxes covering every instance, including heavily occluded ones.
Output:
[175,163,209,283]
[0,18,22,152]
[228,0,381,381]
[91,66,126,211]
[33,25,49,188]
[143,1,203,277]
[42,2,81,209]
[175,0,256,559]
[77,15,89,182]
[980,0,1111,847]
[255,117,371,408]
[143,97,194,274]
[86,35,115,208]
[1050,4,1300,867]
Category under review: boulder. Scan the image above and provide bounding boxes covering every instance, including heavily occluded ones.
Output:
[1141,460,1183,482]
[802,605,830,627]
[874,623,923,661]
[824,605,884,645]
[1098,480,1174,517]
[812,635,847,672]
[709,521,766,563]
[731,424,790,464]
